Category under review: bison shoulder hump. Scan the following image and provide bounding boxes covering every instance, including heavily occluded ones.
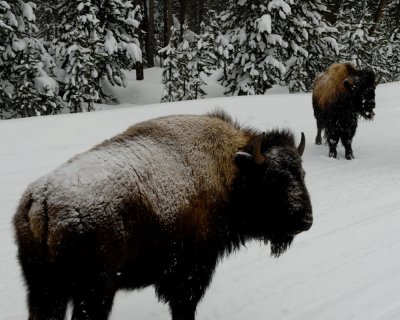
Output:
[313,63,357,108]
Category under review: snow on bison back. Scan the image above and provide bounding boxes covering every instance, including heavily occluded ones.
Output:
[13,110,313,320]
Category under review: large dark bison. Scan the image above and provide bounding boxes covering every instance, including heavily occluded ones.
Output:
[14,110,312,320]
[313,63,376,159]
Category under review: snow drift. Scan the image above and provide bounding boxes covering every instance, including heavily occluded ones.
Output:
[1,81,400,319]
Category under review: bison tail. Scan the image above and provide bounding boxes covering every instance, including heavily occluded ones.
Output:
[13,189,49,256]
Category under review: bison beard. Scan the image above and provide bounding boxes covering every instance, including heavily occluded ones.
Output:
[312,63,376,159]
[13,111,312,320]
[265,235,293,257]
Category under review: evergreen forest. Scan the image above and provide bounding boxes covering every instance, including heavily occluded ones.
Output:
[0,0,398,118]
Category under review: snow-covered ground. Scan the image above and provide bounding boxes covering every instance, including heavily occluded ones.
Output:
[1,70,400,319]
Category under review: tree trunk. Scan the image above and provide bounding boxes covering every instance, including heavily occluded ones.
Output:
[325,0,343,25]
[136,63,144,80]
[395,1,400,33]
[136,27,145,80]
[179,0,186,38]
[164,0,173,46]
[198,1,205,32]
[370,0,389,35]
[144,0,155,67]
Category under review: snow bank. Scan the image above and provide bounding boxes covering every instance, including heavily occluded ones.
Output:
[1,81,400,320]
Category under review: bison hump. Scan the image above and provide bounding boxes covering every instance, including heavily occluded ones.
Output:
[313,63,357,108]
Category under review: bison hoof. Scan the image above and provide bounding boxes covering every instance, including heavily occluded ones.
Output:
[315,138,322,145]
[329,151,337,158]
[345,153,354,160]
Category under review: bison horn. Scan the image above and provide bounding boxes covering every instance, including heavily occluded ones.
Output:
[297,132,305,157]
[253,135,266,165]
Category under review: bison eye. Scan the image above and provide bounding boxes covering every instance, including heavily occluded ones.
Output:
[363,87,375,98]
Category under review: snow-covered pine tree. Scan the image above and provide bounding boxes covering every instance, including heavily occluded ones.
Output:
[372,0,400,82]
[220,0,295,95]
[12,42,46,117]
[336,1,377,69]
[161,24,219,102]
[160,26,183,102]
[152,0,166,63]
[219,0,339,95]
[210,11,234,87]
[160,26,194,102]
[175,29,197,101]
[56,0,102,113]
[97,0,142,102]
[55,0,142,111]
[283,0,339,92]
[187,22,218,99]
[0,0,14,117]
[0,0,62,118]
[35,0,61,42]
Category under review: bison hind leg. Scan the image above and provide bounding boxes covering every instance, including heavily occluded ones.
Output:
[315,119,324,145]
[313,103,324,145]
[27,282,69,320]
[315,133,323,145]
[21,259,69,320]
[70,269,117,320]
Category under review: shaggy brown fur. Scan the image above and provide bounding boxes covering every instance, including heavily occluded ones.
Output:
[313,63,357,109]
[14,110,312,320]
[312,63,376,159]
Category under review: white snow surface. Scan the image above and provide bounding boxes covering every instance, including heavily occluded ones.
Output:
[1,71,400,319]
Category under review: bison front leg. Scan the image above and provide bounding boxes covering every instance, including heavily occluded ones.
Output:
[328,137,339,158]
[157,260,216,320]
[342,138,354,160]
[159,273,208,320]
[341,126,356,160]
[169,299,197,320]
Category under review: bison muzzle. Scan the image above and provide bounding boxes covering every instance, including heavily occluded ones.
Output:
[14,110,312,320]
[313,63,376,159]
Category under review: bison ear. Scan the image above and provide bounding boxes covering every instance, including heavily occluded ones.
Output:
[253,135,267,165]
[343,78,353,91]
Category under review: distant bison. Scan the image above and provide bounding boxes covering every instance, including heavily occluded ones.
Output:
[14,111,312,320]
[313,63,376,159]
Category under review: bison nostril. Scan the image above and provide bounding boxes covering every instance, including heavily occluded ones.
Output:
[290,218,313,236]
[302,219,313,231]
[298,218,313,233]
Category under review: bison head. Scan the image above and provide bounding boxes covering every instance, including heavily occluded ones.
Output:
[234,131,312,257]
[344,69,376,120]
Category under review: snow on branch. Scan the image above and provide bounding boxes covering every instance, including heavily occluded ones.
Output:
[258,14,272,34]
